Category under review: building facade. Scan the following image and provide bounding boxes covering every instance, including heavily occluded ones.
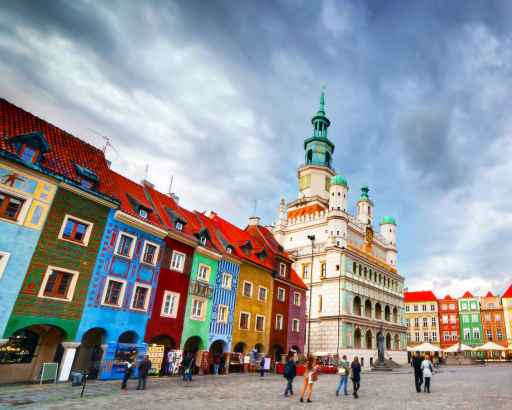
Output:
[480,292,507,347]
[404,291,439,346]
[273,92,407,367]
[503,284,512,348]
[458,291,483,346]
[438,294,459,349]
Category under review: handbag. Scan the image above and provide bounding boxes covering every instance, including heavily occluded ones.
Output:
[337,367,346,375]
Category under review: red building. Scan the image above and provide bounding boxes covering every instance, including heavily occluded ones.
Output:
[143,185,199,352]
[480,291,507,347]
[438,294,459,349]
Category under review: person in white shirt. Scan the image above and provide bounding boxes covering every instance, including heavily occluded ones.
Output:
[421,355,433,393]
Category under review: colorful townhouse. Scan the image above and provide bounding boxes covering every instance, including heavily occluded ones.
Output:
[0,100,118,384]
[458,291,483,346]
[438,294,459,349]
[72,174,166,380]
[143,185,197,367]
[404,291,439,347]
[480,292,507,347]
[212,214,274,358]
[503,284,512,349]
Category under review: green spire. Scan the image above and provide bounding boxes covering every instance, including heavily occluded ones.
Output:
[360,185,370,200]
[318,86,326,116]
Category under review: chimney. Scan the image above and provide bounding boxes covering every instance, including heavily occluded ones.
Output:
[248,216,260,226]
[141,179,154,189]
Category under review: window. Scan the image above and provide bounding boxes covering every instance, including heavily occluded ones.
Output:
[423,317,428,327]
[431,332,437,342]
[444,332,450,341]
[431,317,436,326]
[255,315,265,332]
[275,314,283,330]
[292,319,300,333]
[38,266,79,301]
[302,264,310,280]
[141,241,159,265]
[497,329,503,340]
[449,303,455,310]
[470,302,477,310]
[487,330,493,341]
[19,145,39,163]
[495,314,501,322]
[430,304,436,311]
[318,294,323,313]
[217,305,228,323]
[102,277,126,307]
[221,273,232,289]
[115,232,137,258]
[191,298,205,320]
[423,332,429,341]
[170,251,186,272]
[243,281,253,297]
[471,314,479,322]
[294,292,301,306]
[161,291,179,318]
[199,236,207,246]
[472,328,480,339]
[58,215,93,246]
[258,286,267,301]
[441,304,448,311]
[0,192,26,221]
[451,331,458,340]
[279,263,286,277]
[131,283,151,311]
[0,251,10,279]
[139,209,148,219]
[442,315,448,324]
[405,305,410,312]
[414,318,419,327]
[463,315,469,323]
[239,312,250,330]
[80,178,95,190]
[415,332,420,342]
[461,302,467,310]
[175,221,183,231]
[277,287,285,302]
[422,304,427,312]
[484,314,491,322]
[413,305,418,312]
[320,262,326,278]
[405,318,410,327]
[197,264,211,282]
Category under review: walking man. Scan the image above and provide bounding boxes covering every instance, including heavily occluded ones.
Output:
[121,359,133,389]
[412,352,423,393]
[137,355,152,390]
[283,352,297,397]
[335,355,350,396]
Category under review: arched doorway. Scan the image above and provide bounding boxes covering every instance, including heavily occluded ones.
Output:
[73,328,106,379]
[354,328,362,349]
[364,300,372,318]
[149,335,177,376]
[375,303,382,320]
[183,336,203,354]
[392,307,398,323]
[0,329,39,365]
[365,330,372,349]
[384,305,391,321]
[394,334,400,350]
[254,343,264,353]
[209,340,227,375]
[118,331,138,344]
[234,342,246,353]
[353,296,362,316]
[386,333,392,350]
[272,344,284,364]
[290,345,301,354]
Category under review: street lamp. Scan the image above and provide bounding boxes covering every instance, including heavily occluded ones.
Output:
[306,234,315,357]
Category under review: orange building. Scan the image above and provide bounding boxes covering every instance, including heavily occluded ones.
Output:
[480,291,507,347]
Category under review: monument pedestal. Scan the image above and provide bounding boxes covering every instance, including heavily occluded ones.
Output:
[372,361,393,371]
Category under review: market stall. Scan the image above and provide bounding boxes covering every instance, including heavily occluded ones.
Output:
[99,342,147,380]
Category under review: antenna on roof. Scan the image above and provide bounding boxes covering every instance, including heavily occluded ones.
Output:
[168,175,180,203]
[252,199,258,216]
[144,164,150,181]
[88,128,119,158]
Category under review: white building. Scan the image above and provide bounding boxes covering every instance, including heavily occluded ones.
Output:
[273,91,407,367]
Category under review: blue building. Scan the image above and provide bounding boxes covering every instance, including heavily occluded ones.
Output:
[72,174,167,380]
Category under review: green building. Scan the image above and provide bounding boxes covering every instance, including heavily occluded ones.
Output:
[458,291,483,346]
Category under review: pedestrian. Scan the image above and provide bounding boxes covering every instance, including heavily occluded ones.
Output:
[299,356,318,403]
[121,358,133,389]
[260,356,265,377]
[350,356,361,399]
[137,355,152,390]
[335,354,350,396]
[283,351,297,397]
[213,354,221,375]
[220,354,226,375]
[421,354,433,393]
[166,350,174,376]
[182,352,194,382]
[411,352,423,393]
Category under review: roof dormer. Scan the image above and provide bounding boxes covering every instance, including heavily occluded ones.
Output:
[255,249,267,260]
[74,163,99,190]
[126,193,152,219]
[240,240,253,255]
[12,132,49,165]
[195,228,210,246]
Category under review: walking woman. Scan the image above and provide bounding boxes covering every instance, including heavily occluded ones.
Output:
[299,356,318,403]
[421,354,433,393]
[350,356,361,399]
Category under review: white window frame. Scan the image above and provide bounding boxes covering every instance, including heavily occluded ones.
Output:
[0,251,10,280]
[275,314,283,330]
[175,221,183,231]
[242,280,253,298]
[190,297,206,320]
[160,290,180,318]
[170,250,186,272]
[217,304,229,323]
[255,314,265,332]
[38,265,80,302]
[57,214,94,247]
[292,318,300,333]
[114,231,137,259]
[140,240,160,266]
[221,272,232,290]
[277,287,286,302]
[130,282,152,311]
[258,286,268,302]
[239,311,251,330]
[293,292,301,306]
[197,263,211,283]
[279,263,286,277]
[101,276,127,308]
[0,187,32,225]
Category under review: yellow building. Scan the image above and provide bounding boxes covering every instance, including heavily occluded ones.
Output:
[404,290,440,346]
[503,284,512,349]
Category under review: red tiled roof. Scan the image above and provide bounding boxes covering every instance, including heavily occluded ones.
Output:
[109,171,164,229]
[0,98,115,197]
[290,268,308,290]
[195,211,233,256]
[503,283,512,298]
[443,294,455,301]
[485,291,494,297]
[404,290,437,303]
[461,291,474,298]
[287,203,326,220]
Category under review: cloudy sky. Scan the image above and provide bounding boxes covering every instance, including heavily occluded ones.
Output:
[1,0,511,297]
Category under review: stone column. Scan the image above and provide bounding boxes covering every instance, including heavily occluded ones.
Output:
[58,342,81,382]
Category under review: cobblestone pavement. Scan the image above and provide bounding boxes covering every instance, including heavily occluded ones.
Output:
[0,364,511,410]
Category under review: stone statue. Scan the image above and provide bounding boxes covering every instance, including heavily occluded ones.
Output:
[377,329,385,364]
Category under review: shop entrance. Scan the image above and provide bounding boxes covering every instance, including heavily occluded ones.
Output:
[183,336,202,354]
[272,344,284,363]
[73,328,106,379]
[148,335,177,376]
[234,342,246,353]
